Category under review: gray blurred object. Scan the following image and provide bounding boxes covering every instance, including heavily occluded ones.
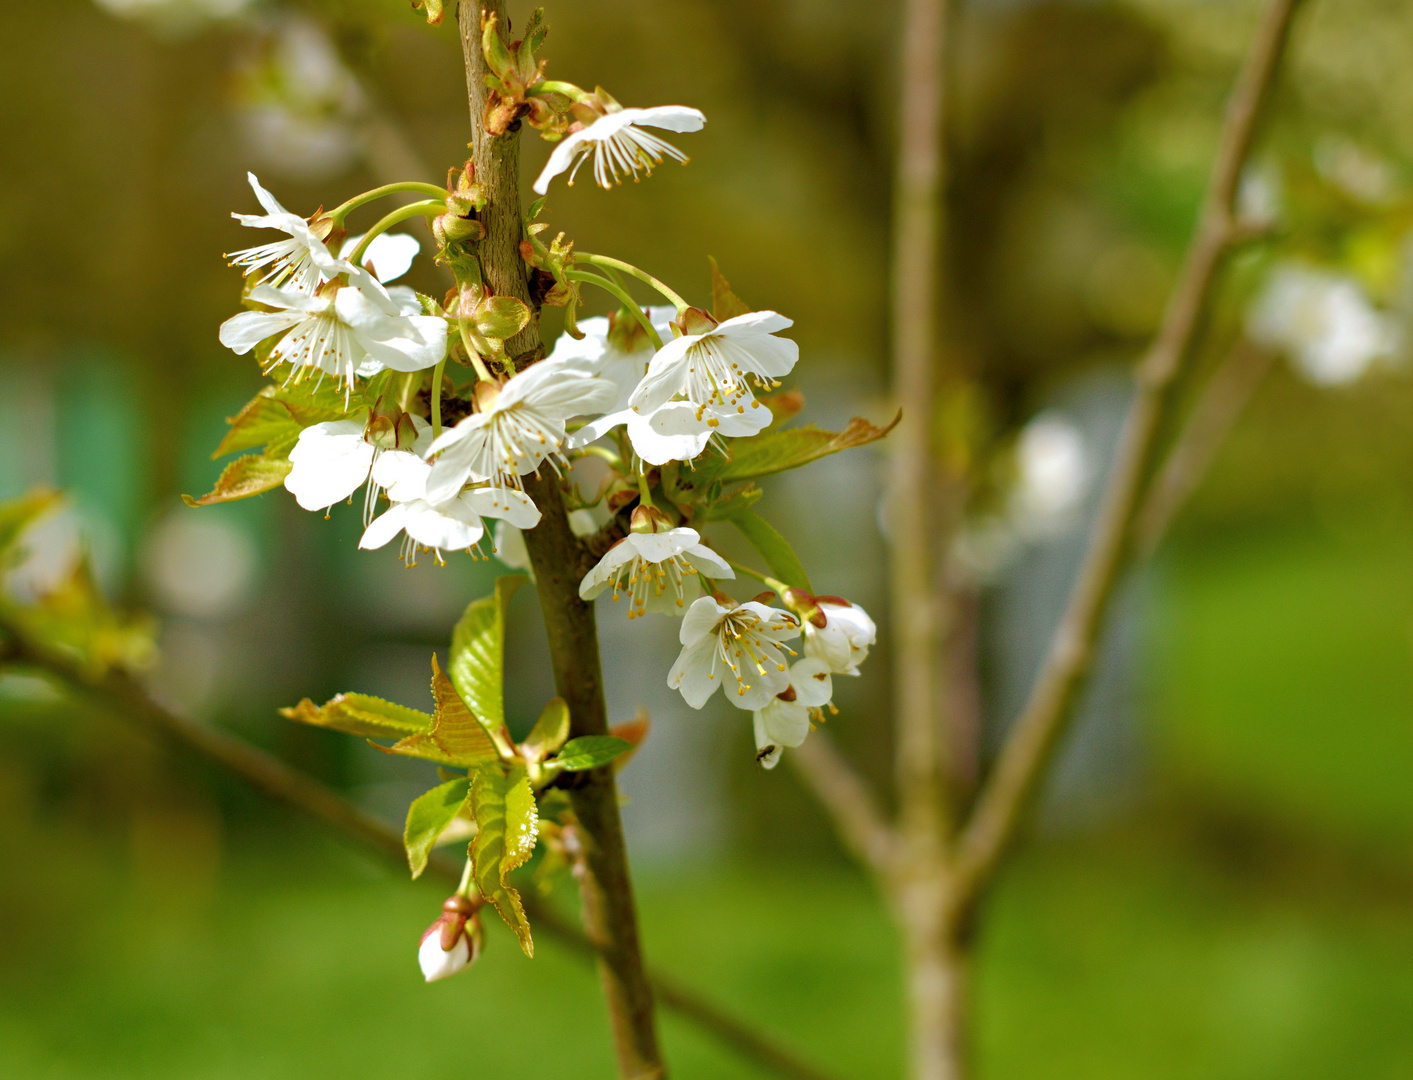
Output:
[985,369,1147,827]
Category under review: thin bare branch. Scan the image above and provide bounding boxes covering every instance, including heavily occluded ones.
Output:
[0,619,849,1080]
[952,0,1306,908]
[888,0,950,851]
[789,733,899,879]
[1134,338,1276,557]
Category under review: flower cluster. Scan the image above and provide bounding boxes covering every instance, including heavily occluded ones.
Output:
[191,4,895,988]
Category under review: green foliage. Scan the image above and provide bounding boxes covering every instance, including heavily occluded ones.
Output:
[0,491,156,676]
[471,765,538,957]
[403,776,471,878]
[181,454,292,507]
[692,481,764,522]
[449,574,526,737]
[713,413,900,484]
[410,0,444,26]
[280,692,432,740]
[549,736,633,773]
[729,511,813,593]
[0,489,61,560]
[522,697,570,762]
[708,257,751,322]
[376,656,500,766]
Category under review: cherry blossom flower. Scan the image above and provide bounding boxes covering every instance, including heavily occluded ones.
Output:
[424,361,617,505]
[752,657,834,769]
[284,414,430,519]
[532,105,706,194]
[360,448,540,564]
[801,597,876,677]
[628,310,798,421]
[339,232,421,284]
[218,276,447,391]
[668,595,800,710]
[555,307,673,441]
[226,172,342,295]
[1248,264,1397,386]
[579,511,733,618]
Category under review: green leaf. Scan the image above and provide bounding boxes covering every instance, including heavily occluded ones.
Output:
[449,574,526,737]
[0,488,62,558]
[411,0,444,25]
[730,511,813,593]
[549,735,633,773]
[280,692,432,740]
[522,698,570,761]
[474,295,532,342]
[708,256,751,322]
[471,765,538,957]
[715,413,901,484]
[213,388,302,458]
[404,777,470,879]
[379,655,500,766]
[694,481,764,522]
[182,454,292,506]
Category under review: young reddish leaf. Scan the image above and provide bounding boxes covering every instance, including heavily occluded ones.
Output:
[715,413,901,484]
[471,765,538,957]
[708,256,751,322]
[729,511,813,593]
[548,736,633,773]
[379,655,500,766]
[280,692,433,740]
[521,698,570,762]
[609,708,651,773]
[449,574,526,737]
[404,776,471,879]
[182,454,292,507]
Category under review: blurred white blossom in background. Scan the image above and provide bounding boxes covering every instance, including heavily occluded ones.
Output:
[1248,264,1399,386]
[92,0,251,33]
[142,510,257,621]
[236,16,366,181]
[1011,413,1090,536]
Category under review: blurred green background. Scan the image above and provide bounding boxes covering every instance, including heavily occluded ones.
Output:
[2,0,1413,1076]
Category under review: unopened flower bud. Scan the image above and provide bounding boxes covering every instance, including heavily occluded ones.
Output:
[801,596,877,676]
[434,211,486,248]
[673,306,718,337]
[365,398,420,452]
[418,894,483,982]
[629,505,672,534]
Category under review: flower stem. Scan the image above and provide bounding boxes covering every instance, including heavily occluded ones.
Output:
[457,317,495,383]
[456,856,476,898]
[576,253,690,312]
[636,470,655,508]
[430,358,447,439]
[348,200,446,265]
[573,444,626,472]
[329,182,449,223]
[565,270,664,349]
[527,79,591,101]
[725,558,789,596]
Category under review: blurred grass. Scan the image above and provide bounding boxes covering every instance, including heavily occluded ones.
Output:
[3,504,1413,1079]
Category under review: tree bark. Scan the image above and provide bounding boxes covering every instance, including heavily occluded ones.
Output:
[459,4,663,1077]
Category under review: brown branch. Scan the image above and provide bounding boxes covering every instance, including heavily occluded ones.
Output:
[888,0,949,853]
[457,4,660,1076]
[951,0,1306,909]
[1134,338,1276,557]
[0,617,846,1080]
[789,733,899,879]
